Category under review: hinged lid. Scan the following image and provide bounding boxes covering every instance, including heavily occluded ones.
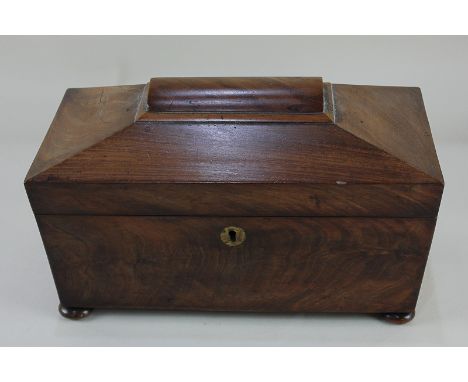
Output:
[25,77,443,217]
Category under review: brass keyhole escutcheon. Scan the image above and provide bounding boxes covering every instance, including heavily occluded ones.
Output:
[220,226,246,247]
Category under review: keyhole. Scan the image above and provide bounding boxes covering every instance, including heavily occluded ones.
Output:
[220,226,246,246]
[228,230,237,242]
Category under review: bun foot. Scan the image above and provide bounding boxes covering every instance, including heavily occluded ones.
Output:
[58,304,93,320]
[378,311,415,324]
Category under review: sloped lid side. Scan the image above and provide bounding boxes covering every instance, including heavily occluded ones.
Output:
[28,118,439,184]
[333,84,443,185]
[25,84,146,183]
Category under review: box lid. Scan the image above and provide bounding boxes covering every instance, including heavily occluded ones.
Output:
[25,77,444,217]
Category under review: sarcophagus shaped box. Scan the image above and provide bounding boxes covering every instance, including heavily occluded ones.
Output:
[25,77,443,323]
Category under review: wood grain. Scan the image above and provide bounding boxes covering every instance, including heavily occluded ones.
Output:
[137,111,333,123]
[334,84,443,184]
[148,77,324,113]
[26,182,443,217]
[26,122,439,184]
[25,85,146,182]
[37,216,435,313]
[25,78,444,318]
[138,82,335,124]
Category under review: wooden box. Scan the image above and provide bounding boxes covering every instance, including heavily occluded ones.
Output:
[25,77,443,323]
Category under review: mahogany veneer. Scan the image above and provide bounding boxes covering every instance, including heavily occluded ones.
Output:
[25,77,444,323]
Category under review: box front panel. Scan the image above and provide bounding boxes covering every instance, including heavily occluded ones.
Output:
[37,216,435,313]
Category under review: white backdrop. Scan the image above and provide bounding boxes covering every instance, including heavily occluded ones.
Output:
[2,36,467,145]
[0,36,467,345]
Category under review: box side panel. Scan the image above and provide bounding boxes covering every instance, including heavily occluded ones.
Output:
[36,216,436,313]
